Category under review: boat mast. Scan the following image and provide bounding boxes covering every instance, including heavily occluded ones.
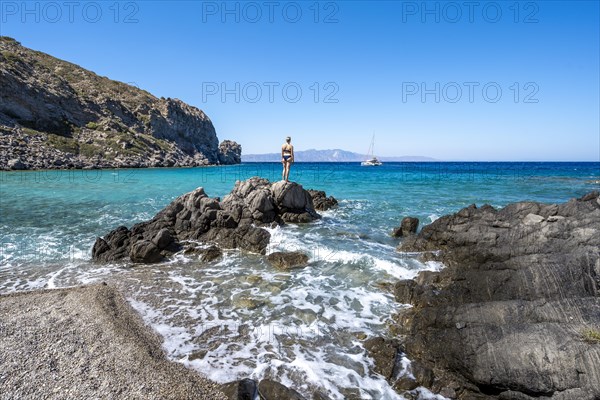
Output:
[366,132,375,160]
[370,133,375,159]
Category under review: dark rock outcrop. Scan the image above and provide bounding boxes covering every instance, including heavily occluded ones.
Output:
[307,189,339,211]
[92,178,336,263]
[267,251,309,270]
[392,192,600,399]
[222,178,324,224]
[391,216,419,237]
[0,36,241,170]
[218,140,242,165]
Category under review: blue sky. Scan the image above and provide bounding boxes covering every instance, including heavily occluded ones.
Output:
[1,0,599,161]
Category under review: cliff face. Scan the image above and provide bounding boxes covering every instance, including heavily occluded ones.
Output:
[0,37,240,169]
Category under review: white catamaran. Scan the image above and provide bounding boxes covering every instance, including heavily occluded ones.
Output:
[361,134,383,166]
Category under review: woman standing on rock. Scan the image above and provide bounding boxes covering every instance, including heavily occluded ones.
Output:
[281,136,294,182]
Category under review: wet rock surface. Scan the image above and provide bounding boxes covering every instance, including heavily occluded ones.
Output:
[307,189,339,211]
[258,379,306,400]
[391,216,419,237]
[392,192,600,399]
[266,251,309,270]
[92,178,336,263]
[220,378,258,400]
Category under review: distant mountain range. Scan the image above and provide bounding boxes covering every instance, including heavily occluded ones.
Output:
[242,149,437,162]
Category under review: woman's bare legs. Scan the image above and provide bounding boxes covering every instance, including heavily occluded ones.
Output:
[282,160,291,181]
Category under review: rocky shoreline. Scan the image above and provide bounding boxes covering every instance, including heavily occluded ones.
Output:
[376,191,600,399]
[5,170,598,399]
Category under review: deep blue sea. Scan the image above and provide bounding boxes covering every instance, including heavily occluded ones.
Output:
[1,162,599,399]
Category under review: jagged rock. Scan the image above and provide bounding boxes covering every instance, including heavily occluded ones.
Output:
[0,37,240,170]
[218,140,242,165]
[257,379,306,400]
[92,226,131,262]
[222,178,322,224]
[391,217,419,237]
[92,178,336,262]
[267,251,309,270]
[392,192,600,399]
[307,189,338,211]
[221,178,277,223]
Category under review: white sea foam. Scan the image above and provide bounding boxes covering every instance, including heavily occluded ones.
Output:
[119,222,449,400]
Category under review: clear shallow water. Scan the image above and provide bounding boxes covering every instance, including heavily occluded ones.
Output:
[1,162,598,399]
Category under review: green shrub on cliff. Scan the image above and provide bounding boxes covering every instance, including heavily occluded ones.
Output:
[582,328,600,343]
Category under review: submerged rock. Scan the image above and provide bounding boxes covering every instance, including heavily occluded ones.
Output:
[267,251,309,270]
[92,177,336,263]
[392,191,600,399]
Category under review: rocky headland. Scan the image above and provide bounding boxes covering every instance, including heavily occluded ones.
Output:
[383,192,600,399]
[0,36,240,170]
[92,177,338,263]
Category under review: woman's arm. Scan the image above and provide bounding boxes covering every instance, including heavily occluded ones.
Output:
[291,145,294,163]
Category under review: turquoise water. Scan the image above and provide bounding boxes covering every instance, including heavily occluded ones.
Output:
[1,162,597,270]
[1,162,598,399]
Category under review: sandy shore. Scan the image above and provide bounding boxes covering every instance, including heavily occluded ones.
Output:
[0,283,227,400]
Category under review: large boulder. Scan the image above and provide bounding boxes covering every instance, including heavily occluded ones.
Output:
[391,191,600,399]
[271,180,321,222]
[218,140,242,165]
[222,178,324,224]
[92,178,336,263]
[221,178,276,224]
